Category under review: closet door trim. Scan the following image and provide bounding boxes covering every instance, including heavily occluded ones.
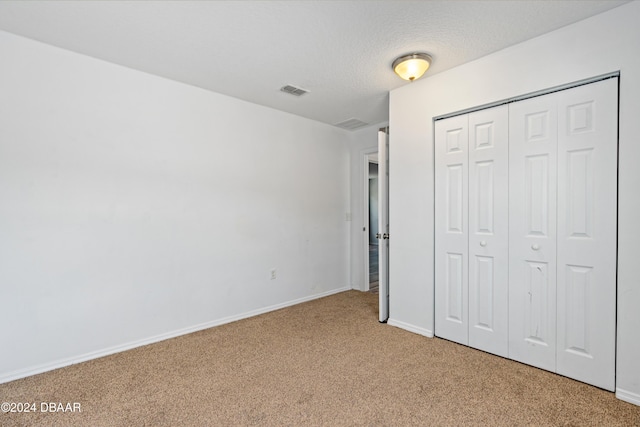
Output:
[433,71,619,123]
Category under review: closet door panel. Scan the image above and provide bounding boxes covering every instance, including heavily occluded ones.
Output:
[556,78,617,391]
[508,96,558,371]
[435,115,469,345]
[468,105,509,357]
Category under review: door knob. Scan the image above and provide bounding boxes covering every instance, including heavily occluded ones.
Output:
[376,233,382,239]
[480,241,487,247]
[383,233,389,239]
[531,244,540,251]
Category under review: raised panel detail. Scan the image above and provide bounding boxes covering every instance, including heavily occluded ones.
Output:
[567,149,594,238]
[446,253,464,322]
[568,102,594,134]
[525,155,549,236]
[525,111,549,142]
[565,265,593,357]
[525,261,549,346]
[474,256,494,331]
[446,128,463,153]
[446,164,464,233]
[474,122,493,149]
[475,161,494,234]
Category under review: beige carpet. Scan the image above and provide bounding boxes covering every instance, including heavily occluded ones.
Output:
[1,290,638,426]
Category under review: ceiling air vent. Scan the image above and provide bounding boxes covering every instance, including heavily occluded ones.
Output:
[334,118,369,131]
[280,85,309,97]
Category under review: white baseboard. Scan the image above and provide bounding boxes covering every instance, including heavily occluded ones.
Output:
[387,318,434,338]
[0,286,350,385]
[616,387,640,406]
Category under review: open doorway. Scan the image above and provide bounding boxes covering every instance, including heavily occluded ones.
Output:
[367,157,379,293]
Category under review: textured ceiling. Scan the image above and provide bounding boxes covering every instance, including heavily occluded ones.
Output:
[0,1,629,129]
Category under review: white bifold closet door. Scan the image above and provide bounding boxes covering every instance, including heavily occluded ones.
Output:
[435,114,469,346]
[435,106,509,357]
[556,80,617,390]
[435,77,617,391]
[508,95,559,372]
[509,78,618,391]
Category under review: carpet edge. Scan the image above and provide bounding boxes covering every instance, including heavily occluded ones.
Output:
[0,286,351,385]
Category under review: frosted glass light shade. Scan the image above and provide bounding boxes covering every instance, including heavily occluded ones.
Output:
[392,53,432,81]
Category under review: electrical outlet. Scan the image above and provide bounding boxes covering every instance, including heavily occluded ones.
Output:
[270,268,277,280]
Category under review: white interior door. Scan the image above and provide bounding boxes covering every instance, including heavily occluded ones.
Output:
[508,94,559,372]
[378,129,390,322]
[435,115,469,345]
[468,106,509,357]
[555,78,617,391]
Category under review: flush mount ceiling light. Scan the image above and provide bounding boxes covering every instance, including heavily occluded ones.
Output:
[392,53,432,81]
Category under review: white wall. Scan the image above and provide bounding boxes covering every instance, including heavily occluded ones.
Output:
[348,124,384,291]
[0,30,351,382]
[389,2,640,405]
